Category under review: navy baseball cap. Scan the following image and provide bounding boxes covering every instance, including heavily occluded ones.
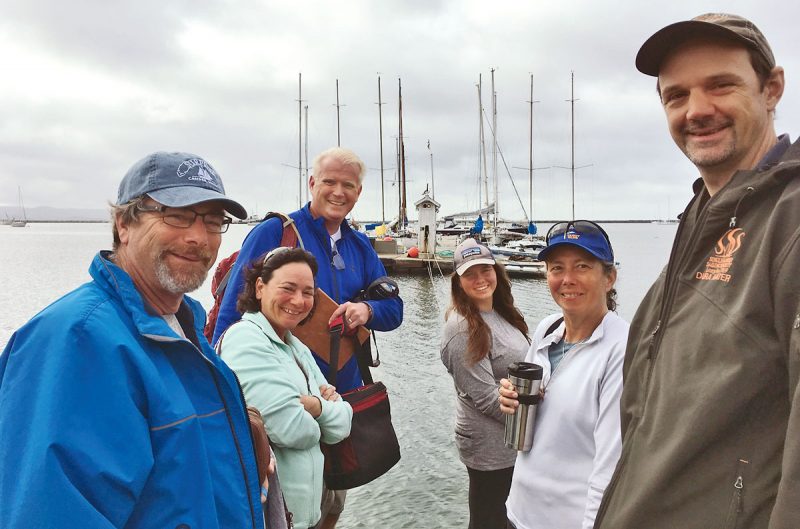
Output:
[538,220,614,263]
[117,151,248,219]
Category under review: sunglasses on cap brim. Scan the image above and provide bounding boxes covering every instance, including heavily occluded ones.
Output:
[546,220,614,255]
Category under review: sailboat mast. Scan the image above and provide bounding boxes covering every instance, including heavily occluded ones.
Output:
[478,74,489,211]
[428,140,434,200]
[528,74,534,222]
[304,104,309,204]
[491,68,498,236]
[377,75,386,225]
[298,73,303,209]
[396,136,401,226]
[19,186,26,221]
[570,71,576,220]
[398,78,407,230]
[335,79,342,147]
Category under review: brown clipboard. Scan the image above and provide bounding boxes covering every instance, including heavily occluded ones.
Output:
[292,289,370,370]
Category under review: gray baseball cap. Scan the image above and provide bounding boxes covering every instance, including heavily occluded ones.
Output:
[117,151,248,219]
[636,13,775,76]
[453,238,496,276]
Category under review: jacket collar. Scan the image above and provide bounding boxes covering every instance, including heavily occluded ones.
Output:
[686,136,800,229]
[301,202,353,241]
[691,135,799,198]
[537,311,612,354]
[90,251,206,343]
[240,310,306,353]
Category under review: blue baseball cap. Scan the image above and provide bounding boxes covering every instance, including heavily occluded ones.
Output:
[538,220,614,263]
[117,151,248,219]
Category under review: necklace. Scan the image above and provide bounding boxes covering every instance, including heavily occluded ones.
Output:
[550,334,589,376]
[561,335,589,357]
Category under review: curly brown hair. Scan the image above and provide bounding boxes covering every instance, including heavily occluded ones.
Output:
[237,247,318,316]
[446,263,530,365]
[602,262,618,312]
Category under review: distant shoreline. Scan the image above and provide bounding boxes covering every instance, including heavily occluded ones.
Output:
[6,219,674,225]
[5,220,110,224]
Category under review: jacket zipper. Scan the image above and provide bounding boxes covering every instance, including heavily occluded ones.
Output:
[734,458,749,514]
[725,458,749,528]
[544,339,585,389]
[317,225,342,304]
[159,331,260,529]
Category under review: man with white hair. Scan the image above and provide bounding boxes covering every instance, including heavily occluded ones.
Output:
[213,146,403,528]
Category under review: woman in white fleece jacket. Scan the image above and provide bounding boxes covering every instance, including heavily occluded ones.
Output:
[499,221,629,529]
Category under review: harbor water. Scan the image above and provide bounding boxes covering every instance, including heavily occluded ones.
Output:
[0,221,677,528]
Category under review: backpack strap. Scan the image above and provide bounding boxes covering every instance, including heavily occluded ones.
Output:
[263,212,305,250]
[205,212,306,343]
[213,251,241,298]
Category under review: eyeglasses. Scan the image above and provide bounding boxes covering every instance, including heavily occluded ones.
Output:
[262,246,293,265]
[546,220,614,257]
[137,204,232,233]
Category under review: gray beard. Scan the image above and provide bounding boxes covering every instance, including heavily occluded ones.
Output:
[154,253,208,294]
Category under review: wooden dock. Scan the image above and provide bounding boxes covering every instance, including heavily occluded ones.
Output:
[378,254,455,275]
[378,253,545,279]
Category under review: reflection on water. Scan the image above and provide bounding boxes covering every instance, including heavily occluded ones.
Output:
[0,221,676,528]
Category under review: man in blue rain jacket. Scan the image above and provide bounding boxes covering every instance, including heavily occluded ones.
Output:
[0,152,265,528]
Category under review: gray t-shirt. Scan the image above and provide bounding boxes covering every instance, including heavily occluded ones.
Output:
[440,310,529,470]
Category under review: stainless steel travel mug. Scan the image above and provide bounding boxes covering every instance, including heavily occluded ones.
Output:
[504,361,543,451]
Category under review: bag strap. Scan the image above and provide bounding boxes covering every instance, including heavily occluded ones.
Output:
[355,338,375,385]
[327,318,343,386]
[326,316,374,386]
[545,316,565,338]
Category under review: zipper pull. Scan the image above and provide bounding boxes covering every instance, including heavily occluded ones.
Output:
[734,475,743,513]
[647,320,661,359]
[734,459,748,514]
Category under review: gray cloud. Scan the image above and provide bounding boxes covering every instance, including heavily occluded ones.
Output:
[1,0,798,224]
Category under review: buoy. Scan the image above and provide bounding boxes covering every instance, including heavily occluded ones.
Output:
[407,246,419,258]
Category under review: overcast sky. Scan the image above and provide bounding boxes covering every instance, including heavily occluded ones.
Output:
[1,0,798,222]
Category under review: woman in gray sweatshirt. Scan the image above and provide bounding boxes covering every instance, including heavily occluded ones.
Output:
[440,238,531,529]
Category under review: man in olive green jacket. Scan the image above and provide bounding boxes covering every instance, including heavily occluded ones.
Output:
[594,14,800,529]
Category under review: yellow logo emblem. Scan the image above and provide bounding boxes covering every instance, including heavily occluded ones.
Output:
[695,228,745,283]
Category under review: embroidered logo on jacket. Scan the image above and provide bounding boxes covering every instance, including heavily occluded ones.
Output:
[696,228,745,283]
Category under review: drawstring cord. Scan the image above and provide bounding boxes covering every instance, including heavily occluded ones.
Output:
[729,186,755,228]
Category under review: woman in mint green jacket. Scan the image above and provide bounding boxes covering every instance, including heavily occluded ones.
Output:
[219,247,353,529]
